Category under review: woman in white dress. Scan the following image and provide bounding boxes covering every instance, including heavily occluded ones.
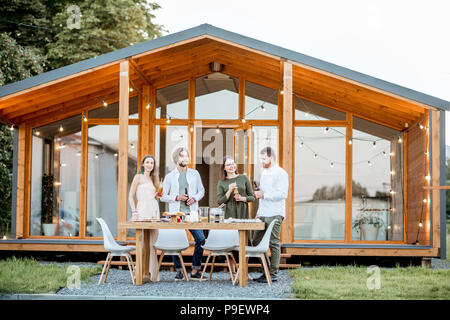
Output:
[128,155,161,282]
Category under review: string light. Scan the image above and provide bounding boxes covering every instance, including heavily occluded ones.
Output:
[330,162,334,168]
[59,125,64,132]
[241,118,246,123]
[216,126,220,133]
[324,127,329,134]
[368,160,372,166]
[114,153,118,157]
[372,141,377,148]
[83,114,88,122]
[95,154,99,159]
[102,100,108,107]
[348,138,352,145]
[130,144,135,149]
[146,103,151,109]
[261,105,266,112]
[419,122,424,129]
[313,154,318,159]
[190,126,194,132]
[166,117,171,124]
[9,125,14,131]
[299,141,304,148]
[129,87,134,92]
[35,130,40,136]
[418,220,423,228]
[397,136,402,143]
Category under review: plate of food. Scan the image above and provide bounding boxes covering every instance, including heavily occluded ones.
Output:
[162,212,185,222]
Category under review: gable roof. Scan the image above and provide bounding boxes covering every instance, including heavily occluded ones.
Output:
[0,23,449,111]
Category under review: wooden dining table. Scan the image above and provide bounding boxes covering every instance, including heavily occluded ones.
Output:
[120,220,265,287]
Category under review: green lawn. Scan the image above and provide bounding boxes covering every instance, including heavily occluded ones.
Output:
[0,257,101,294]
[290,265,450,300]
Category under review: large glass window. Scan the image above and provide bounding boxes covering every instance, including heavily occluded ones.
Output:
[155,125,188,212]
[352,117,403,241]
[156,81,188,119]
[245,81,277,120]
[30,116,81,236]
[86,125,137,237]
[294,126,346,240]
[251,126,278,217]
[295,96,346,121]
[195,73,239,119]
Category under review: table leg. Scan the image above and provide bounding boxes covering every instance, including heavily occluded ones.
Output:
[143,229,150,282]
[135,229,143,285]
[238,229,248,287]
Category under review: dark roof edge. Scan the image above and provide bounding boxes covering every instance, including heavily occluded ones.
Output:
[1,23,449,111]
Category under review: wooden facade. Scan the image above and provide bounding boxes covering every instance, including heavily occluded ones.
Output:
[0,24,447,259]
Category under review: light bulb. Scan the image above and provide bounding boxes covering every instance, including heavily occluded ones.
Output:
[390,170,395,175]
[9,125,14,131]
[368,161,372,166]
[348,138,352,145]
[313,154,318,159]
[59,125,64,132]
[398,136,402,143]
[241,118,246,123]
[261,105,266,112]
[83,115,87,122]
[373,141,377,148]
[324,127,329,134]
[425,175,431,181]
[166,117,171,124]
[419,221,423,228]
[35,130,40,136]
[190,126,194,132]
[330,162,334,168]
[299,142,304,148]
[419,122,424,130]
[305,112,309,117]
[129,87,134,92]
[280,89,284,95]
[130,144,135,149]
[146,103,150,109]
[216,127,220,133]
[95,154,99,159]
[103,100,108,107]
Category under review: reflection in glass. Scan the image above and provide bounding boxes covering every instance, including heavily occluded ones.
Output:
[156,81,188,119]
[155,125,188,212]
[245,81,277,120]
[86,125,137,237]
[352,117,403,241]
[251,126,278,218]
[294,126,346,240]
[89,96,139,119]
[195,73,239,119]
[295,96,346,121]
[30,116,81,237]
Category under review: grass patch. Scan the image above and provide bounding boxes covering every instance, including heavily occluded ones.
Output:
[0,256,102,294]
[290,265,450,300]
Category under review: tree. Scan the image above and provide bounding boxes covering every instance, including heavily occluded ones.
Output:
[0,0,164,235]
[0,33,46,235]
[47,0,165,68]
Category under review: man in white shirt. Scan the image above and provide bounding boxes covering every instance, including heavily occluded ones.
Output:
[160,147,205,280]
[253,146,288,283]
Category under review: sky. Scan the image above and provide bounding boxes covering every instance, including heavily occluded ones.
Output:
[152,0,450,146]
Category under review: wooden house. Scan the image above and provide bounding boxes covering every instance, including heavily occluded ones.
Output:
[0,24,447,261]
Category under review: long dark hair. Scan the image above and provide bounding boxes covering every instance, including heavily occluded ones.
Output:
[220,156,238,180]
[140,155,160,187]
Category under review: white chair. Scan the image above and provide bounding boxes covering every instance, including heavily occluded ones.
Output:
[200,230,239,281]
[233,220,277,286]
[96,218,136,285]
[153,229,190,281]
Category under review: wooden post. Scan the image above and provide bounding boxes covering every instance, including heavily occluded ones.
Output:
[79,111,88,238]
[118,61,130,241]
[345,113,353,242]
[140,85,151,158]
[281,61,293,244]
[15,125,27,238]
[431,110,440,250]
[188,78,196,169]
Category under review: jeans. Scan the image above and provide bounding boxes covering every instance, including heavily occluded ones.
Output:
[252,215,283,277]
[172,229,205,271]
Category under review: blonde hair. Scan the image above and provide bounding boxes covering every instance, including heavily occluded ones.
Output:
[172,147,190,164]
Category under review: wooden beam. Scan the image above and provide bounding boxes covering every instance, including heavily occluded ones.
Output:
[140,85,151,158]
[345,113,353,242]
[130,59,152,87]
[431,110,440,249]
[118,61,130,241]
[15,125,27,238]
[79,112,88,238]
[281,61,293,244]
[239,76,245,121]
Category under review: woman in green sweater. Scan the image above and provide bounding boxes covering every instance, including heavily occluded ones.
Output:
[217,156,255,219]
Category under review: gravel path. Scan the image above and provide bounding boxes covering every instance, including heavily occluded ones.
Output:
[57,267,294,299]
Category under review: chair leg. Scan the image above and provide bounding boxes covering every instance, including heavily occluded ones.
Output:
[200,254,211,281]
[178,253,189,281]
[154,251,164,284]
[98,252,111,285]
[224,253,234,282]
[125,253,135,285]
[209,256,216,281]
[104,254,113,283]
[260,253,272,286]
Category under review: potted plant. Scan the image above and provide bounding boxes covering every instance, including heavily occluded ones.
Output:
[41,174,56,236]
[352,196,385,240]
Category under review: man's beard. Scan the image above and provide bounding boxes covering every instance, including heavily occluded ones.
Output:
[178,162,188,167]
[262,162,271,168]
